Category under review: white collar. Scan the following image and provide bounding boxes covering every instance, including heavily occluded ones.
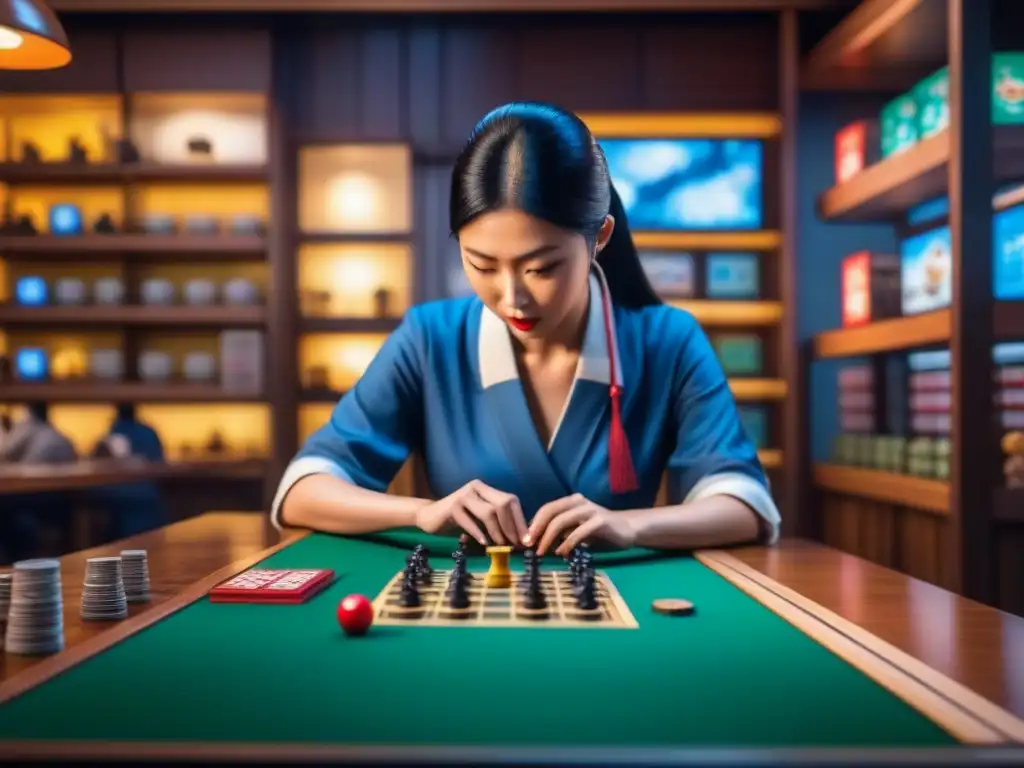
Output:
[478,266,621,390]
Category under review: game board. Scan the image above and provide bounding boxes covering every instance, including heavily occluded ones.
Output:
[371,568,639,629]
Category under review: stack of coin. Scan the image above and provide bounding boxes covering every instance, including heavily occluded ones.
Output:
[80,556,128,621]
[120,550,151,603]
[4,559,64,655]
[0,572,11,650]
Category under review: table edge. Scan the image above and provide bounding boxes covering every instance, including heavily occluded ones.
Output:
[697,552,1024,745]
[0,530,311,706]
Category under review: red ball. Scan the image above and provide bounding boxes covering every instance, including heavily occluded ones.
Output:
[337,594,374,637]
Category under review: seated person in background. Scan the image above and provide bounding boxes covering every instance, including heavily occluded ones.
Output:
[0,402,78,563]
[86,404,168,540]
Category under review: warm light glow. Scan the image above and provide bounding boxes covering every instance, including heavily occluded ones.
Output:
[299,333,388,391]
[134,332,220,363]
[298,243,412,317]
[10,187,125,233]
[0,26,24,50]
[134,404,270,460]
[298,144,411,234]
[136,184,268,222]
[0,95,122,162]
[130,93,268,166]
[50,346,88,379]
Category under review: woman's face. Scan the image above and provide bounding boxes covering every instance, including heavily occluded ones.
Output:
[457,208,614,340]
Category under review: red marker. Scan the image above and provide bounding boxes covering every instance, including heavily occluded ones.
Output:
[337,594,374,637]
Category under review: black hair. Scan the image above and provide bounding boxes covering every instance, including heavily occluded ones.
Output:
[116,403,136,421]
[27,401,48,421]
[449,101,661,309]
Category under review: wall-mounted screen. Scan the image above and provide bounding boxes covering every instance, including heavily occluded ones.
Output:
[900,226,952,315]
[600,138,763,231]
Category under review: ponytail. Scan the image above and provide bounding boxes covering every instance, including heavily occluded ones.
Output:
[596,183,662,308]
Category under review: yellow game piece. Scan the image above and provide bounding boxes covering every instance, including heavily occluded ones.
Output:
[484,545,513,588]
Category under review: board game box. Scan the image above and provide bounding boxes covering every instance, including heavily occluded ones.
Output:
[209,568,334,604]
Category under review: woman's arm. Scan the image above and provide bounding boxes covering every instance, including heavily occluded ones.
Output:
[623,494,761,550]
[280,474,431,534]
[272,312,428,533]
[654,310,782,547]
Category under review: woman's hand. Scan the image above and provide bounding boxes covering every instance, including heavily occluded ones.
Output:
[414,479,528,546]
[527,494,637,557]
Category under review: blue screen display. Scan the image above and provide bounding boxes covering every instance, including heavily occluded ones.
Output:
[15,348,47,380]
[994,202,1024,299]
[600,138,763,231]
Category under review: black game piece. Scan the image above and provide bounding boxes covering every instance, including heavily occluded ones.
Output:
[414,544,433,576]
[577,574,598,611]
[398,577,421,608]
[519,548,536,586]
[447,575,470,609]
[523,577,547,611]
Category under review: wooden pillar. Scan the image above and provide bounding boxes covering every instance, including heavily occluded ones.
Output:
[778,9,806,537]
[947,0,996,602]
[264,35,300,507]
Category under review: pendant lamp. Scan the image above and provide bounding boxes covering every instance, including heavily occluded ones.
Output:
[0,0,70,70]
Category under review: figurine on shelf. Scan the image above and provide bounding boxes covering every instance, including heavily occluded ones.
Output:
[67,136,88,165]
[374,287,391,318]
[0,215,38,236]
[206,430,226,455]
[305,366,330,391]
[186,136,213,163]
[20,141,41,164]
[179,443,194,459]
[93,213,118,234]
[1003,431,1024,488]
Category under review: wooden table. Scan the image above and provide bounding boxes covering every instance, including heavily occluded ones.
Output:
[0,458,268,495]
[1,515,1022,764]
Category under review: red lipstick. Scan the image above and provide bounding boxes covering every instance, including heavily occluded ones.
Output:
[508,317,539,332]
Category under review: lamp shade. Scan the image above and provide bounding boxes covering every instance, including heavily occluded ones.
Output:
[0,0,70,70]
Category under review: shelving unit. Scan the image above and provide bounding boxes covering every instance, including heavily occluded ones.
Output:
[803,0,1020,613]
[0,91,273,477]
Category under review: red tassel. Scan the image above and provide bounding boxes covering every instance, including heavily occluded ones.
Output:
[598,274,638,495]
[608,384,638,494]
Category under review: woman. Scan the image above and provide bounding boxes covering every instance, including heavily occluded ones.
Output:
[273,102,780,556]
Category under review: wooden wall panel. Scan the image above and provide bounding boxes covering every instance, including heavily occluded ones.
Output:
[122,28,272,92]
[820,494,955,591]
[640,18,778,111]
[0,27,118,92]
[287,14,781,151]
[997,525,1024,617]
[518,24,642,111]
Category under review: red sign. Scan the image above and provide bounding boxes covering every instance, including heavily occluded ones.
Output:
[835,122,867,184]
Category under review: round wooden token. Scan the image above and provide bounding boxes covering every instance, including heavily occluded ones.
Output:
[652,598,694,616]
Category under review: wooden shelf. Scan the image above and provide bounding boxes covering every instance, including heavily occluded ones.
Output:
[300,317,402,334]
[729,378,787,401]
[0,383,265,403]
[814,311,950,358]
[994,488,1024,522]
[669,300,783,326]
[0,234,266,255]
[801,0,946,92]
[817,127,1024,222]
[633,231,780,251]
[0,162,268,184]
[299,232,411,244]
[0,304,266,327]
[814,463,950,515]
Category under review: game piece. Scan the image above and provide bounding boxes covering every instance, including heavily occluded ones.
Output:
[651,598,695,616]
[209,568,334,604]
[522,578,547,611]
[413,545,433,576]
[4,559,64,655]
[336,594,374,636]
[119,550,150,603]
[398,578,421,608]
[484,545,513,588]
[447,575,470,610]
[576,574,598,611]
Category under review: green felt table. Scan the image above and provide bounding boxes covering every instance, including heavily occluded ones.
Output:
[0,530,997,764]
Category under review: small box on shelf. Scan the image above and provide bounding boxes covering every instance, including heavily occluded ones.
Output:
[841,250,901,327]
